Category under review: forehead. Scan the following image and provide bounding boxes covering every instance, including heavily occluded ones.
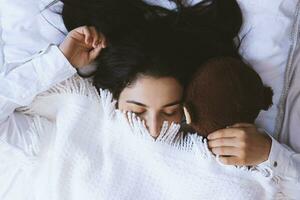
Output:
[119,75,183,107]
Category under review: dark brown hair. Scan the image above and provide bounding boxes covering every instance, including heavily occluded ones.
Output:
[60,0,243,99]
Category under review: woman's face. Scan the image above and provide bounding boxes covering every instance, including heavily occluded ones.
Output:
[118,75,184,138]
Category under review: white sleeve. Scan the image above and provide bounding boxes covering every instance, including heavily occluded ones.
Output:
[259,137,300,199]
[0,44,75,152]
[0,44,75,199]
[0,44,76,123]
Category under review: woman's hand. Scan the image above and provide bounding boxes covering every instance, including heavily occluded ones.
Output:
[59,26,106,68]
[207,123,272,166]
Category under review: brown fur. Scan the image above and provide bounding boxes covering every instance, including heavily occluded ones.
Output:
[185,57,273,136]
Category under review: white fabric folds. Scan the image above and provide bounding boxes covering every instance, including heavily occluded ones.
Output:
[1,75,277,200]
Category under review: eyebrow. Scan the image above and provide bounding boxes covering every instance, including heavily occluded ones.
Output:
[126,100,182,108]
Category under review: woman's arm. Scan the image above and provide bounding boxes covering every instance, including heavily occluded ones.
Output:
[265,137,300,198]
[0,26,104,148]
[0,26,104,122]
[0,45,76,123]
[0,27,104,199]
[207,124,300,198]
[0,44,76,156]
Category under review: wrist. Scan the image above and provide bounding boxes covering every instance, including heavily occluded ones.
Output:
[59,43,72,66]
[258,132,294,178]
[48,45,77,80]
[58,40,80,69]
[262,134,272,162]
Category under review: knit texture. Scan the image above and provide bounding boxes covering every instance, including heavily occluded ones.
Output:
[21,75,277,200]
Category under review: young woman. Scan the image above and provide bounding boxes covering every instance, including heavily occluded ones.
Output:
[58,0,243,138]
[0,0,298,199]
[0,3,252,197]
[60,0,273,167]
[0,24,277,200]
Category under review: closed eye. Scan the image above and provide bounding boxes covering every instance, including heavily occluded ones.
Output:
[163,111,177,116]
[133,111,146,115]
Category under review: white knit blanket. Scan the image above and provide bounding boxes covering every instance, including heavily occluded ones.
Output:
[18,75,277,200]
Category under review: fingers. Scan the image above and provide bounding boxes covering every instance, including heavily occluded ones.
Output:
[89,44,103,61]
[80,26,93,45]
[208,137,239,148]
[99,32,107,48]
[211,147,239,156]
[89,27,99,48]
[207,128,244,140]
[230,123,254,128]
[219,156,243,165]
[89,27,107,48]
[90,27,107,49]
[76,26,106,61]
[207,124,269,166]
[76,26,105,48]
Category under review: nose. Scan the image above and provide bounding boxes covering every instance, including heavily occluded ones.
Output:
[146,113,162,139]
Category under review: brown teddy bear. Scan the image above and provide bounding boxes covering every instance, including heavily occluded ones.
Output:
[184,57,273,136]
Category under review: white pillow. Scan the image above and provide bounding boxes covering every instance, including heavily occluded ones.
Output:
[0,0,67,65]
[237,0,297,134]
[0,0,4,72]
